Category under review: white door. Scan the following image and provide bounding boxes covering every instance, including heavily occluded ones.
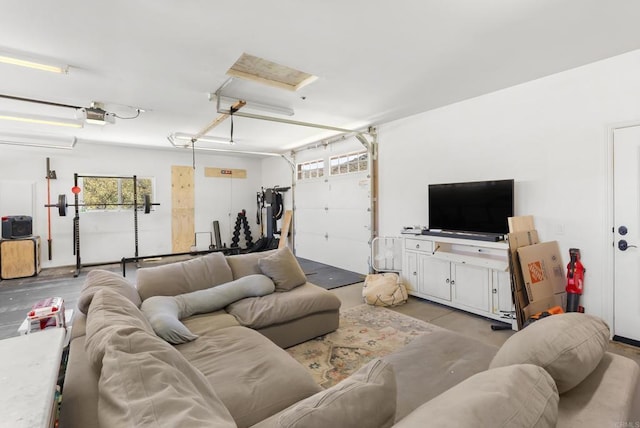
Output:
[613,125,640,343]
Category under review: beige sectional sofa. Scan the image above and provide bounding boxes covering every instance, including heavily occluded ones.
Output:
[60,248,640,428]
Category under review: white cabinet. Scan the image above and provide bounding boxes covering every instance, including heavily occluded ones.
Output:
[419,256,451,301]
[401,234,514,327]
[404,250,419,293]
[451,263,490,312]
[491,270,513,317]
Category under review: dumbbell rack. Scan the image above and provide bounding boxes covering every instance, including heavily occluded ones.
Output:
[231,210,253,248]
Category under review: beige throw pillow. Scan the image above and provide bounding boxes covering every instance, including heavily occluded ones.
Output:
[490,313,610,393]
[77,269,141,314]
[394,364,559,428]
[258,246,307,291]
[136,252,233,300]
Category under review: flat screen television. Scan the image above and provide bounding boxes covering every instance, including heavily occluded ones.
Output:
[428,179,514,234]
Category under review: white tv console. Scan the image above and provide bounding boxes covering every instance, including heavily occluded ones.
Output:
[401,233,515,328]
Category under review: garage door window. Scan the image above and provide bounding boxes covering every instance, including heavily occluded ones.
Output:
[330,150,368,175]
[297,159,324,180]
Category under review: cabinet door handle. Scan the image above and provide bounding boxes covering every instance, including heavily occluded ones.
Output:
[446,278,450,284]
[450,280,455,285]
[412,271,417,276]
[492,288,497,294]
[415,244,420,249]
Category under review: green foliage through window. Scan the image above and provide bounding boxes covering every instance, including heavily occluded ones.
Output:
[80,176,153,212]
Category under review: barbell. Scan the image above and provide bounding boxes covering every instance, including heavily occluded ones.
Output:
[45,194,159,216]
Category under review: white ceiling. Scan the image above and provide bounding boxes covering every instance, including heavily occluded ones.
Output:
[1,0,640,155]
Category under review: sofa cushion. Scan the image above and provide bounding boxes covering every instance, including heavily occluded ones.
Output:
[381,329,498,421]
[225,283,342,329]
[98,328,236,428]
[258,247,307,291]
[182,311,240,336]
[254,359,396,428]
[141,274,275,344]
[136,252,233,300]
[176,325,322,428]
[85,288,154,371]
[77,269,141,315]
[489,313,610,393]
[226,250,276,279]
[557,352,640,426]
[393,364,559,428]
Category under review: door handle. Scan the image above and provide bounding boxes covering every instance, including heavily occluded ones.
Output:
[618,240,638,251]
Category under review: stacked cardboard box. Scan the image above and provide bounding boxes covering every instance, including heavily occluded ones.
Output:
[507,216,567,329]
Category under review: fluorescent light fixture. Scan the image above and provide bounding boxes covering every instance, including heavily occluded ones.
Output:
[168,132,235,146]
[170,141,280,157]
[0,50,68,74]
[0,111,83,128]
[209,94,295,117]
[0,130,77,149]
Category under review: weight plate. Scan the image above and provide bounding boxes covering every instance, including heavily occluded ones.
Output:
[144,194,151,214]
[58,194,67,216]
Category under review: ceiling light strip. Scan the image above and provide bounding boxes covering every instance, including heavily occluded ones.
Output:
[0,112,83,128]
[0,53,68,74]
[211,94,294,117]
[219,109,356,134]
[0,132,77,150]
[167,136,279,157]
[169,132,234,145]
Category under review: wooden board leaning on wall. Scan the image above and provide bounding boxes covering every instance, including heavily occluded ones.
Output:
[204,167,247,179]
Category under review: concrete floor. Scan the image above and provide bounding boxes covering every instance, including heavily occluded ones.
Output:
[1,266,639,368]
[333,282,640,365]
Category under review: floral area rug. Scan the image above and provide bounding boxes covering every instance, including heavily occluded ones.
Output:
[286,304,443,388]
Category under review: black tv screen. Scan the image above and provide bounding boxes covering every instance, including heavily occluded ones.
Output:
[428,179,514,234]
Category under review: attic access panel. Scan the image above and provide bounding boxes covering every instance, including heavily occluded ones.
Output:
[227,53,317,91]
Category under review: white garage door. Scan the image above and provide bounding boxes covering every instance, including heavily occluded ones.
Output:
[294,139,371,274]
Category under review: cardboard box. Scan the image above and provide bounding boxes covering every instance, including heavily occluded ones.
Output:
[517,241,565,302]
[523,292,567,320]
[507,230,539,328]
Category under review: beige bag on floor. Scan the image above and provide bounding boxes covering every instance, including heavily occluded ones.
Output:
[362,272,408,307]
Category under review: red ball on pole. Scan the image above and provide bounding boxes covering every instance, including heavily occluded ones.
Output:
[71,186,81,194]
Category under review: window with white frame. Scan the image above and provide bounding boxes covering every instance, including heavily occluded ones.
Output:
[80,176,154,212]
[329,150,368,175]
[296,159,325,180]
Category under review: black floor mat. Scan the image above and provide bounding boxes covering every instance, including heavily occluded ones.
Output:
[296,257,365,290]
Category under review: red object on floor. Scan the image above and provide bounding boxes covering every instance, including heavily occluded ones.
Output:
[566,248,585,312]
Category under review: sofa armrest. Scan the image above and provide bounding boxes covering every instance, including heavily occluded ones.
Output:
[557,352,640,427]
[59,337,99,428]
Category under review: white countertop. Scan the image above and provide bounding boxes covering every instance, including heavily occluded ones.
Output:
[0,328,66,428]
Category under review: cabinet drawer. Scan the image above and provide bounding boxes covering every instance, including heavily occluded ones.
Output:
[404,238,432,252]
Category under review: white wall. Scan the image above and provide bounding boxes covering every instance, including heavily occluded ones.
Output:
[0,143,263,268]
[378,48,640,322]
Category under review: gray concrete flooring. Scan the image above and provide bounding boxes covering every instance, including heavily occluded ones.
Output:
[1,266,638,368]
[333,282,640,366]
